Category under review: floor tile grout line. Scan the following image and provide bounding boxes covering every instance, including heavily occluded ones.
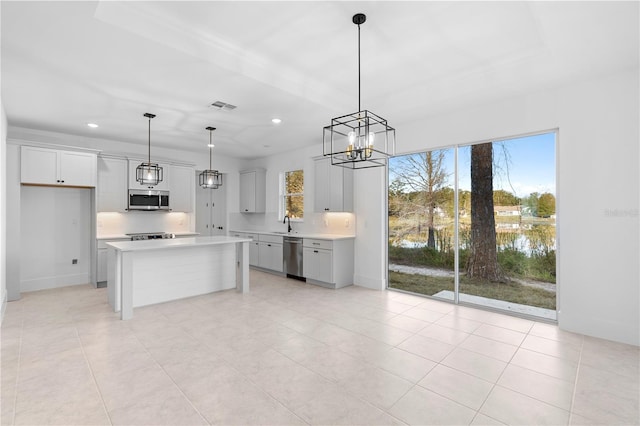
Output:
[254,307,415,422]
[160,305,310,426]
[9,316,24,426]
[73,319,114,426]
[479,328,575,424]
[124,311,214,426]
[567,334,585,425]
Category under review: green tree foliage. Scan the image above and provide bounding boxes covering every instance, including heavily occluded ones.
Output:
[537,192,556,217]
[493,189,519,206]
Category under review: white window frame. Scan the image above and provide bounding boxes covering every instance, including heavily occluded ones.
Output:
[279,169,304,221]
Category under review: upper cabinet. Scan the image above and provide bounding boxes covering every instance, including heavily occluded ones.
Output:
[314,157,353,213]
[97,156,128,212]
[128,160,170,190]
[21,146,97,187]
[169,165,194,212]
[239,169,266,213]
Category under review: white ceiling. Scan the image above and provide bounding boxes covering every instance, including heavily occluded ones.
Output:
[1,1,638,159]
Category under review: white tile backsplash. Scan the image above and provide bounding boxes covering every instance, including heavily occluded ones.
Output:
[97,211,192,236]
[228,212,355,235]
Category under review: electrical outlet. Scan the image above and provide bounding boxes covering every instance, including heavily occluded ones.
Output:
[345,219,350,227]
[323,219,329,227]
[72,259,78,265]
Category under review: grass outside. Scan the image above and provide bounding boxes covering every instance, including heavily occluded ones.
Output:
[389,270,556,310]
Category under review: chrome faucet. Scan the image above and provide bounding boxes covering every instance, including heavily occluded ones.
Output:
[283,215,292,233]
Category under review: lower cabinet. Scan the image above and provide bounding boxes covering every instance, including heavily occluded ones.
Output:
[230,231,259,266]
[303,238,354,288]
[258,235,283,272]
[228,231,354,283]
[303,246,332,283]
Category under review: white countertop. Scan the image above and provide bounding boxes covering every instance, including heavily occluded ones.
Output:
[97,232,200,240]
[230,230,355,241]
[106,236,251,252]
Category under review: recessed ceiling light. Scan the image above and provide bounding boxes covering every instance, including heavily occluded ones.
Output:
[271,118,282,124]
[208,143,215,148]
[87,123,99,128]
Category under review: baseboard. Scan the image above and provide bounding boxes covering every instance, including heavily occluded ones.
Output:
[21,273,90,293]
[353,273,386,291]
[0,287,7,324]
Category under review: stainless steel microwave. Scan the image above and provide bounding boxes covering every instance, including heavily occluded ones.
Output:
[128,189,170,211]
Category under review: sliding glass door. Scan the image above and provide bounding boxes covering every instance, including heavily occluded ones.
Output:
[388,132,557,320]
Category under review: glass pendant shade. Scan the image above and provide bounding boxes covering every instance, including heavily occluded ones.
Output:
[137,113,163,186]
[199,169,222,189]
[199,126,223,189]
[323,13,395,169]
[136,162,163,186]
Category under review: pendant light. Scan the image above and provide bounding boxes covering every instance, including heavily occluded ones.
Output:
[136,113,163,186]
[323,13,395,169]
[199,126,223,189]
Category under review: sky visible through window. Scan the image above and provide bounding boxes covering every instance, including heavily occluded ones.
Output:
[389,132,556,198]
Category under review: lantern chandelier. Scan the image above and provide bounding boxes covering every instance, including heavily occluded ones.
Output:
[199,126,223,189]
[323,13,395,169]
[136,113,164,186]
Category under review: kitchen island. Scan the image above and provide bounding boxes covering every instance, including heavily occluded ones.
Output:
[106,236,251,320]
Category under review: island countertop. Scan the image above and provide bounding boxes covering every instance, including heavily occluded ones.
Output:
[229,230,355,241]
[106,236,252,252]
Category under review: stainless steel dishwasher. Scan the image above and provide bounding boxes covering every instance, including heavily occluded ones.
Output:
[283,236,304,281]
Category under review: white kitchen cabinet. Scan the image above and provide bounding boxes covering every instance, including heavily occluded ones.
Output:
[21,146,97,187]
[97,156,127,212]
[314,157,353,212]
[128,160,170,190]
[258,234,283,272]
[303,238,354,288]
[239,169,266,213]
[169,165,194,212]
[303,246,333,283]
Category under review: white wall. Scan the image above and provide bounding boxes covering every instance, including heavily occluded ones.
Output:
[5,145,20,301]
[379,68,639,346]
[230,144,356,236]
[0,102,7,319]
[353,167,387,290]
[20,186,92,291]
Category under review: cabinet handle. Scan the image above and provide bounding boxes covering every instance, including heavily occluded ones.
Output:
[267,244,271,247]
[312,242,320,245]
[314,250,319,253]
[324,208,329,211]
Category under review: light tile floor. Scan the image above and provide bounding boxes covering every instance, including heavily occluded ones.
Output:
[1,270,638,425]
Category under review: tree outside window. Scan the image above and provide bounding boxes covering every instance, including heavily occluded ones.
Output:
[283,170,304,219]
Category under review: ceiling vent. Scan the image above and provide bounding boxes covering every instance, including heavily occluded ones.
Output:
[209,101,237,111]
